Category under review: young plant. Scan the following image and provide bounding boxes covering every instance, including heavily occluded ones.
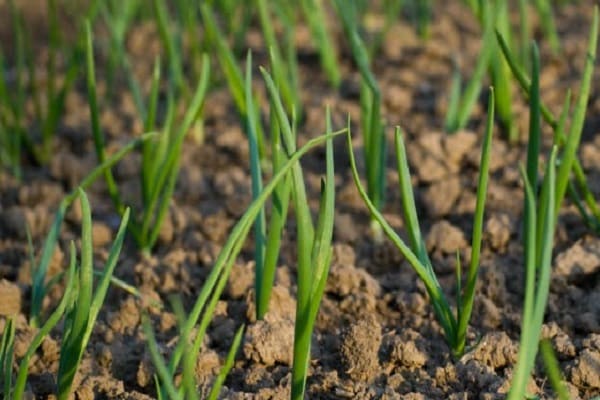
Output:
[496,7,599,231]
[56,190,130,399]
[335,0,386,239]
[0,47,23,179]
[142,115,344,398]
[245,53,292,320]
[539,339,570,400]
[200,3,266,159]
[205,0,254,53]
[349,90,495,357]
[11,189,130,399]
[142,304,244,400]
[368,0,404,56]
[509,144,558,399]
[411,0,432,39]
[255,0,301,116]
[508,41,561,400]
[20,0,78,165]
[0,318,15,400]
[152,0,185,93]
[300,0,341,87]
[29,133,156,327]
[508,151,557,400]
[100,0,144,110]
[488,0,517,142]
[172,0,204,76]
[445,0,494,133]
[0,0,102,177]
[260,67,336,400]
[86,23,210,253]
[13,246,78,399]
[534,0,560,54]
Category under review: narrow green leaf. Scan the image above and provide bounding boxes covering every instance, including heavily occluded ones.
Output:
[395,127,429,267]
[142,58,162,205]
[455,88,494,357]
[445,58,462,132]
[86,20,125,214]
[57,189,94,399]
[257,97,292,319]
[142,54,210,250]
[14,242,77,399]
[200,3,266,157]
[152,0,184,90]
[300,0,341,87]
[539,339,570,400]
[292,110,336,400]
[554,6,598,219]
[246,51,266,317]
[207,325,245,400]
[1,318,15,400]
[166,128,346,376]
[142,314,182,400]
[452,0,493,131]
[348,122,456,347]
[509,166,538,400]
[495,30,558,129]
[508,147,558,400]
[534,0,560,53]
[86,207,130,341]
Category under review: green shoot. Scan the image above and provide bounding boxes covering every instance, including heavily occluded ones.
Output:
[526,42,542,194]
[489,0,517,142]
[245,52,292,320]
[260,66,336,399]
[14,243,78,399]
[539,339,570,400]
[517,0,532,70]
[349,90,495,357]
[300,0,341,87]
[0,318,15,400]
[152,0,185,93]
[272,1,301,114]
[205,0,253,53]
[56,190,130,399]
[496,7,599,229]
[246,51,266,317]
[534,0,560,54]
[509,41,560,399]
[21,0,77,165]
[86,23,210,253]
[445,0,494,133]
[413,0,432,39]
[369,0,403,56]
[145,117,345,398]
[29,132,156,327]
[206,325,245,400]
[335,0,386,238]
[553,7,598,221]
[0,1,104,176]
[172,0,203,77]
[142,314,180,400]
[508,148,558,400]
[142,310,244,400]
[0,2,26,179]
[256,0,300,115]
[100,0,145,112]
[200,3,266,159]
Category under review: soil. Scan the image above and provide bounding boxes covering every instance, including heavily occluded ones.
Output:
[1,1,600,399]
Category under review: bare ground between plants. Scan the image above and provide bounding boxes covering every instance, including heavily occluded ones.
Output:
[0,1,600,399]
